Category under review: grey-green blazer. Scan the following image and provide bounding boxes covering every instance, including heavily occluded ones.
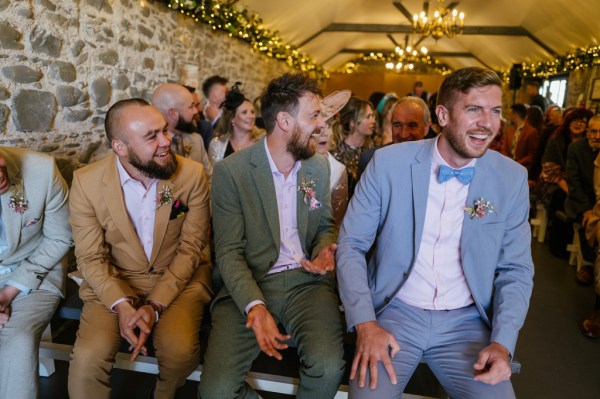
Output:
[211,138,337,313]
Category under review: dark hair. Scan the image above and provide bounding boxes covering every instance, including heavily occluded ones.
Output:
[525,106,544,133]
[221,82,246,111]
[183,85,196,94]
[428,92,439,124]
[201,75,228,98]
[437,67,501,110]
[368,91,385,110]
[555,108,594,139]
[510,103,528,120]
[105,98,150,143]
[413,81,424,88]
[260,72,322,134]
[526,80,541,89]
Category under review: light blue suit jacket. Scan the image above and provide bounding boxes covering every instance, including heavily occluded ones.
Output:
[336,139,534,354]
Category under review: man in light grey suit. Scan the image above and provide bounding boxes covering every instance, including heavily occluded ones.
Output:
[0,146,72,399]
[199,72,344,399]
[337,67,534,398]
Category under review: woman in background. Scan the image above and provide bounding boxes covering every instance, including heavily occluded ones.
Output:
[209,83,264,164]
[331,96,376,197]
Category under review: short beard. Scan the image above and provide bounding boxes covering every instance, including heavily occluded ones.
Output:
[175,115,197,133]
[287,125,316,160]
[127,148,178,180]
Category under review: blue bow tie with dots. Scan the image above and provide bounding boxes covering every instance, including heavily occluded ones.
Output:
[438,165,475,184]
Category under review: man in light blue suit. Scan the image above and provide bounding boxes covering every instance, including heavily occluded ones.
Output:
[337,67,534,398]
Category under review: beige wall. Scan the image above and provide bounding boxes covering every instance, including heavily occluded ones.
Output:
[323,72,445,100]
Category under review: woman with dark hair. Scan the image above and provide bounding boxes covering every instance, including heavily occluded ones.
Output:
[331,96,376,197]
[208,83,264,164]
[514,106,544,169]
[538,107,594,257]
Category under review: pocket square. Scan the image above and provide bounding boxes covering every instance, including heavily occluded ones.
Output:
[169,200,189,220]
[24,217,41,228]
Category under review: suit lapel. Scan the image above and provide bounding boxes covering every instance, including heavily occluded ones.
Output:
[102,155,147,262]
[1,179,24,253]
[296,161,311,254]
[251,140,280,250]
[411,141,434,259]
[149,177,175,265]
[460,153,491,277]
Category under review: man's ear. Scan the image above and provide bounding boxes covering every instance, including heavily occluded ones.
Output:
[111,138,127,156]
[275,112,290,132]
[167,108,178,124]
[436,105,449,127]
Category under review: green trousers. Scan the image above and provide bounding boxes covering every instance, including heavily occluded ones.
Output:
[199,268,345,399]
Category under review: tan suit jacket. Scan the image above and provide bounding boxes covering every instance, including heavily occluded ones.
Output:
[0,146,72,296]
[69,153,212,309]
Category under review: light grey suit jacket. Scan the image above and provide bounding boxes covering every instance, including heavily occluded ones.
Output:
[0,146,72,296]
[336,139,534,354]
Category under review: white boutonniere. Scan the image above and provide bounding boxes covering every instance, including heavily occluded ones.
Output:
[298,176,322,211]
[8,184,28,214]
[156,185,174,210]
[464,198,495,219]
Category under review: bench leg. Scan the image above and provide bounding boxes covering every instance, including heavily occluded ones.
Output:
[39,323,56,377]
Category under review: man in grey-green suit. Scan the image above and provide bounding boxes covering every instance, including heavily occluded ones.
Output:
[199,73,345,399]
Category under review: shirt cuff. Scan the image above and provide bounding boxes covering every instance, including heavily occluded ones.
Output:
[4,280,30,295]
[245,300,266,315]
[110,297,132,312]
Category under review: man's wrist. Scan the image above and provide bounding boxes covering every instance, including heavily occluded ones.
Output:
[247,303,266,315]
[144,300,162,323]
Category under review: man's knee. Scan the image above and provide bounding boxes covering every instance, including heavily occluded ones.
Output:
[301,344,345,382]
[155,330,200,368]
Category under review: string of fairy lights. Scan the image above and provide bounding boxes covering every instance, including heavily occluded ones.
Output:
[161,1,599,82]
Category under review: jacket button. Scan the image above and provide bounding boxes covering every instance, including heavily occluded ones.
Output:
[403,272,408,279]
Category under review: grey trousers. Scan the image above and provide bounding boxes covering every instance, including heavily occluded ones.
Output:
[0,289,60,399]
[198,268,345,399]
[349,299,516,399]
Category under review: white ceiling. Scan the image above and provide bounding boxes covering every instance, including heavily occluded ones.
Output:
[239,0,600,72]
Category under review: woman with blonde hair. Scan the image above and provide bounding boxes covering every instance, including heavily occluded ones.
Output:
[208,83,264,164]
[331,96,376,197]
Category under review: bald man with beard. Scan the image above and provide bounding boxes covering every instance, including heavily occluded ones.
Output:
[152,83,213,184]
[68,99,212,399]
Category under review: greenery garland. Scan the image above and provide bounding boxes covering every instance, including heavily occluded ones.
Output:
[162,0,328,79]
[502,44,600,83]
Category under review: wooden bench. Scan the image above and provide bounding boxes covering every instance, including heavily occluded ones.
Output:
[39,279,520,399]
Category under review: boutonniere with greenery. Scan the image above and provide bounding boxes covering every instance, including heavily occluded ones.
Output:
[464,198,495,219]
[8,184,28,214]
[298,176,322,211]
[156,185,175,210]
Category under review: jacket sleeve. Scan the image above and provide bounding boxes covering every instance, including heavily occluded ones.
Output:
[490,174,535,354]
[566,143,593,218]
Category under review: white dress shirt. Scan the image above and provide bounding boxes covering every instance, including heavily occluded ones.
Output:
[244,141,305,314]
[396,137,476,310]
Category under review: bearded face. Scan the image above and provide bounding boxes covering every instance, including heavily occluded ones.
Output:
[127,145,178,180]
[287,124,318,160]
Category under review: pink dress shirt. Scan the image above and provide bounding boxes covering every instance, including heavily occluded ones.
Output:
[396,138,476,310]
[244,141,305,314]
[111,158,158,310]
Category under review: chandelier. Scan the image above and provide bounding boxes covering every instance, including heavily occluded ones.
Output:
[412,0,465,40]
[385,44,429,71]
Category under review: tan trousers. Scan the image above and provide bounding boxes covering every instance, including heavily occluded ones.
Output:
[68,279,211,399]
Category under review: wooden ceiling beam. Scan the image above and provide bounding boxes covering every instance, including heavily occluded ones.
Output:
[392,2,414,24]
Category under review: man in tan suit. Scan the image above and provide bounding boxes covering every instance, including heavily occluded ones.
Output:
[0,146,72,399]
[68,98,212,398]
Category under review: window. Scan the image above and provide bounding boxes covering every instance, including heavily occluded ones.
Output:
[541,77,567,107]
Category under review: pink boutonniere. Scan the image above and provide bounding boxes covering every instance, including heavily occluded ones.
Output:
[8,184,28,214]
[298,176,322,211]
[464,198,495,219]
[156,185,175,210]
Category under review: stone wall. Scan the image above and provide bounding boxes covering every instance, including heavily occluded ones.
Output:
[0,0,289,182]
